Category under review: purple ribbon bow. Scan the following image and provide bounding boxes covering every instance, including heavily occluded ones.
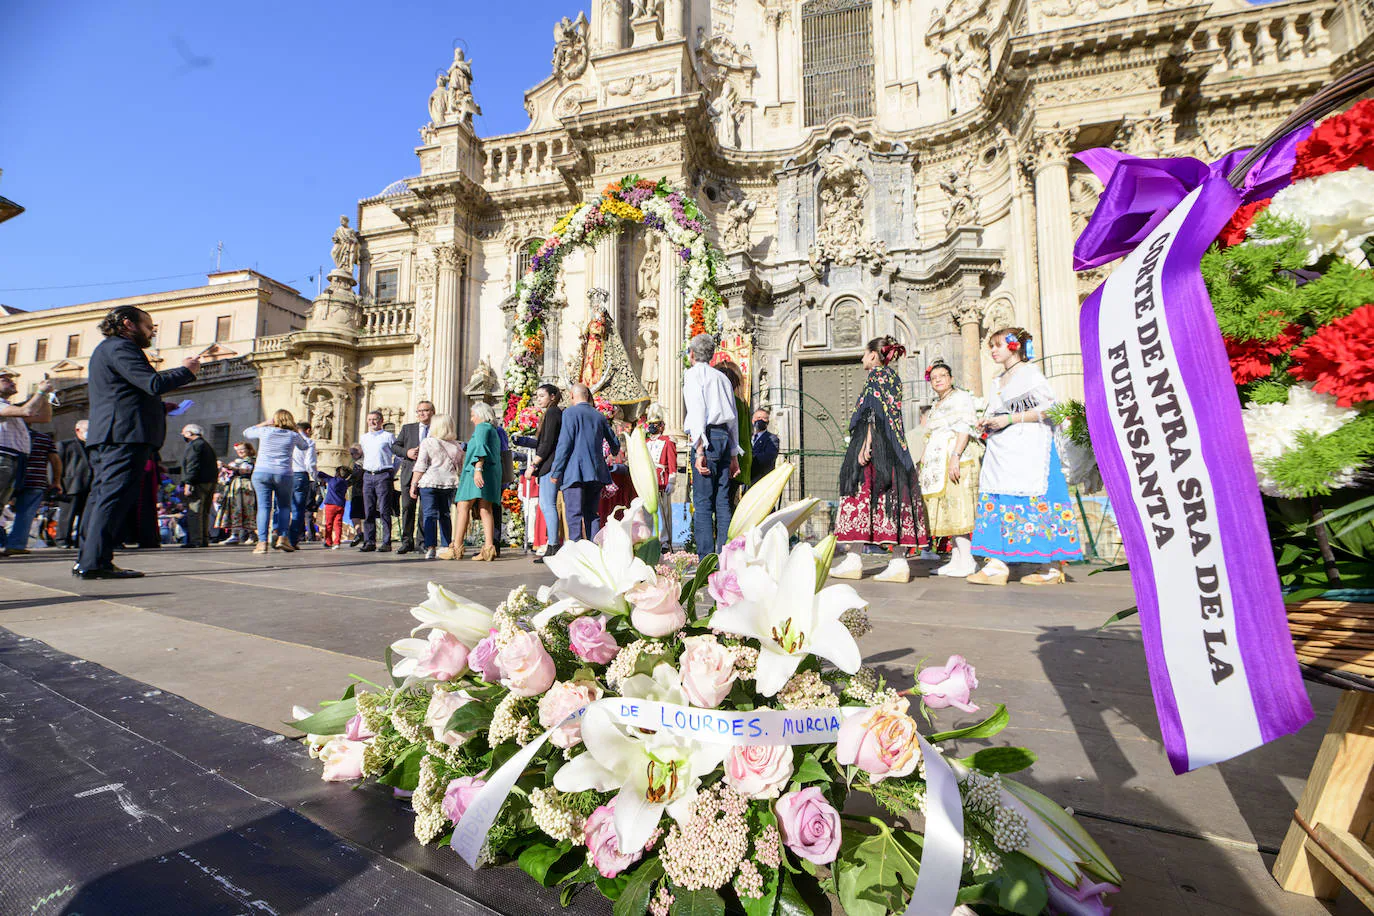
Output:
[1071,124,1313,270]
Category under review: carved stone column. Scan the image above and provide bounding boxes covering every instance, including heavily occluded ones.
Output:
[431,244,463,417]
[953,300,985,397]
[663,0,684,39]
[658,235,684,435]
[599,0,626,51]
[594,238,620,322]
[1031,128,1083,400]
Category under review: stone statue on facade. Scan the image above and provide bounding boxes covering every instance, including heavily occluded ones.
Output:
[552,12,590,79]
[428,73,450,126]
[722,198,756,252]
[637,323,659,402]
[808,144,888,272]
[311,394,336,442]
[637,242,661,300]
[710,81,742,149]
[630,0,663,21]
[465,357,501,402]
[331,216,360,273]
[951,33,990,113]
[447,49,482,124]
[940,167,980,233]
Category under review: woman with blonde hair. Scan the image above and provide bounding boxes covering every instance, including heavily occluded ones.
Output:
[920,360,983,577]
[408,414,464,559]
[443,401,502,561]
[243,409,310,555]
[967,327,1082,585]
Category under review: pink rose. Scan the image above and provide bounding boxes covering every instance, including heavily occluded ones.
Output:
[679,636,738,708]
[568,616,619,664]
[1046,873,1119,916]
[724,744,794,799]
[775,787,841,864]
[538,680,604,748]
[498,630,557,697]
[469,630,502,682]
[424,686,473,746]
[627,575,685,637]
[345,713,375,742]
[319,736,367,781]
[836,697,920,782]
[414,629,470,681]
[442,775,487,825]
[584,799,644,878]
[706,570,744,608]
[718,536,746,573]
[918,655,980,714]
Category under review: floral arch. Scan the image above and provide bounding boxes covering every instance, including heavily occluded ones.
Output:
[503,175,726,428]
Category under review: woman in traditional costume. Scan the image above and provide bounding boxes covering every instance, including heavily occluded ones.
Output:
[967,327,1082,586]
[832,336,927,583]
[645,404,678,549]
[920,360,983,577]
[216,442,257,545]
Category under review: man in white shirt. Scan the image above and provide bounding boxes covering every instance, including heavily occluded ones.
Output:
[682,334,741,557]
[358,410,397,552]
[289,420,319,547]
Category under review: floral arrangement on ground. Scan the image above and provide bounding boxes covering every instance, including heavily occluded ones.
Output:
[293,438,1120,916]
[504,176,727,399]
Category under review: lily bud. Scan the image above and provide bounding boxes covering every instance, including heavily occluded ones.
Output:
[625,427,658,515]
[813,534,837,591]
[760,497,821,539]
[727,462,795,540]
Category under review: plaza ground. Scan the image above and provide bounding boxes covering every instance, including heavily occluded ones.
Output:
[0,544,1361,915]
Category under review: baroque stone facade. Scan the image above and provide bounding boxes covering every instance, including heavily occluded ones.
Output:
[253,0,1371,472]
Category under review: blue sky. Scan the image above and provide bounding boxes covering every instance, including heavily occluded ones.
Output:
[0,0,579,311]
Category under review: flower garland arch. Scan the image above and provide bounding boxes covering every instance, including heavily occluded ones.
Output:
[503,175,726,430]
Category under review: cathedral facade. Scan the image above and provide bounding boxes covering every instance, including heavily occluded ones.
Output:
[253,0,1373,480]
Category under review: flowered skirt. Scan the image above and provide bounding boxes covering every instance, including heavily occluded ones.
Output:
[835,464,927,548]
[922,456,981,538]
[216,477,256,531]
[971,442,1083,562]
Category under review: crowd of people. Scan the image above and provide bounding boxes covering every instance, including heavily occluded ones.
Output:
[1,305,1080,587]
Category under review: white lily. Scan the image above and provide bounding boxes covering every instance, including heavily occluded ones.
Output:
[538,522,654,624]
[727,462,795,540]
[812,534,838,590]
[409,582,495,648]
[291,705,332,756]
[710,535,866,696]
[619,662,690,706]
[760,497,822,538]
[554,704,727,853]
[625,427,659,516]
[1000,776,1123,886]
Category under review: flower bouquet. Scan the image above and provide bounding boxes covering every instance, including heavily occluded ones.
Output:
[294,431,1120,915]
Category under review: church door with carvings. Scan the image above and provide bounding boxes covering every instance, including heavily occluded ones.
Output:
[798,358,868,500]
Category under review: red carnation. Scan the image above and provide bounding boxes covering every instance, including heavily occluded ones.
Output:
[1292,99,1374,180]
[1217,198,1271,247]
[1288,305,1374,406]
[1224,324,1303,385]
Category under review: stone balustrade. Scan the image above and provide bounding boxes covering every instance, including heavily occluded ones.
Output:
[194,355,253,382]
[361,301,415,338]
[482,131,570,189]
[255,334,292,353]
[1193,0,1332,73]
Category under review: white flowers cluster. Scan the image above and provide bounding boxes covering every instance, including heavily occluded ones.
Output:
[840,606,873,639]
[489,692,537,746]
[776,669,840,710]
[660,784,751,891]
[1241,383,1359,496]
[605,638,666,690]
[843,667,900,707]
[1265,165,1374,264]
[413,755,449,844]
[964,834,1003,873]
[990,804,1030,854]
[529,788,586,843]
[962,770,1002,815]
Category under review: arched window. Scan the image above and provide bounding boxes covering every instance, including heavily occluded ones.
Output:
[801,0,875,127]
[515,238,541,286]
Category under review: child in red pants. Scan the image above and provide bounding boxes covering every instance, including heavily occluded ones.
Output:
[317,468,350,549]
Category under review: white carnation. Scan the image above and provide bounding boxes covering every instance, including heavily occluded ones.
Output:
[1241,384,1359,497]
[1265,166,1374,265]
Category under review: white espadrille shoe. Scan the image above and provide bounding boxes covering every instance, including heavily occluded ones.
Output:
[874,558,910,583]
[831,551,864,580]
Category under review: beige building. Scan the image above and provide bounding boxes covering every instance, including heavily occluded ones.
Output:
[0,270,311,466]
[244,0,1371,493]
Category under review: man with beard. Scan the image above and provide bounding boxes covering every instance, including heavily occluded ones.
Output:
[75,306,198,579]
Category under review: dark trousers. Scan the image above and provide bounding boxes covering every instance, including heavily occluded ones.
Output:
[57,488,89,547]
[562,482,603,542]
[289,471,313,545]
[78,443,152,572]
[362,470,394,547]
[398,485,422,548]
[691,426,734,558]
[419,486,454,549]
[184,481,216,547]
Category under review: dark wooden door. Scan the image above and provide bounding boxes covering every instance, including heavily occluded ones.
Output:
[798,359,868,499]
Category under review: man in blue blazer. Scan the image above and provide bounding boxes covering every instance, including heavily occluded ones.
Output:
[550,383,619,541]
[75,306,198,579]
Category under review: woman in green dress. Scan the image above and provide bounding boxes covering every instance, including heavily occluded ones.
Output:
[445,401,503,562]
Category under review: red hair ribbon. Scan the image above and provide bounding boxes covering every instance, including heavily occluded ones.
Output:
[880,341,906,365]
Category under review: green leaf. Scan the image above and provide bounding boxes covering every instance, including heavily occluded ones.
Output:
[739,809,781,916]
[790,752,829,789]
[339,683,356,701]
[852,829,920,912]
[487,740,522,775]
[596,874,631,901]
[1098,606,1138,630]
[679,553,719,611]
[776,869,816,916]
[669,887,725,916]
[613,859,664,916]
[288,696,358,735]
[928,704,1009,743]
[383,645,403,687]
[997,852,1049,916]
[445,702,494,734]
[518,841,574,887]
[956,881,997,905]
[635,537,663,568]
[959,746,1038,774]
[376,743,425,790]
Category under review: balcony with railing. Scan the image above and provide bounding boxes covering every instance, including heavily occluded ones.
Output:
[361,301,415,339]
[254,334,292,354]
[482,130,572,191]
[1192,0,1333,76]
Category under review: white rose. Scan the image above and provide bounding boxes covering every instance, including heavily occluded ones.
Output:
[723,744,794,799]
[1267,166,1374,264]
[679,636,739,709]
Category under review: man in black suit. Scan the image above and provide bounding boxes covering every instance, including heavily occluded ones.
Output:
[179,423,218,548]
[56,419,92,548]
[75,306,198,579]
[389,400,433,554]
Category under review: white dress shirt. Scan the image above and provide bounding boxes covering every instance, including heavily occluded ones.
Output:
[360,429,397,473]
[682,361,741,454]
[291,436,318,476]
